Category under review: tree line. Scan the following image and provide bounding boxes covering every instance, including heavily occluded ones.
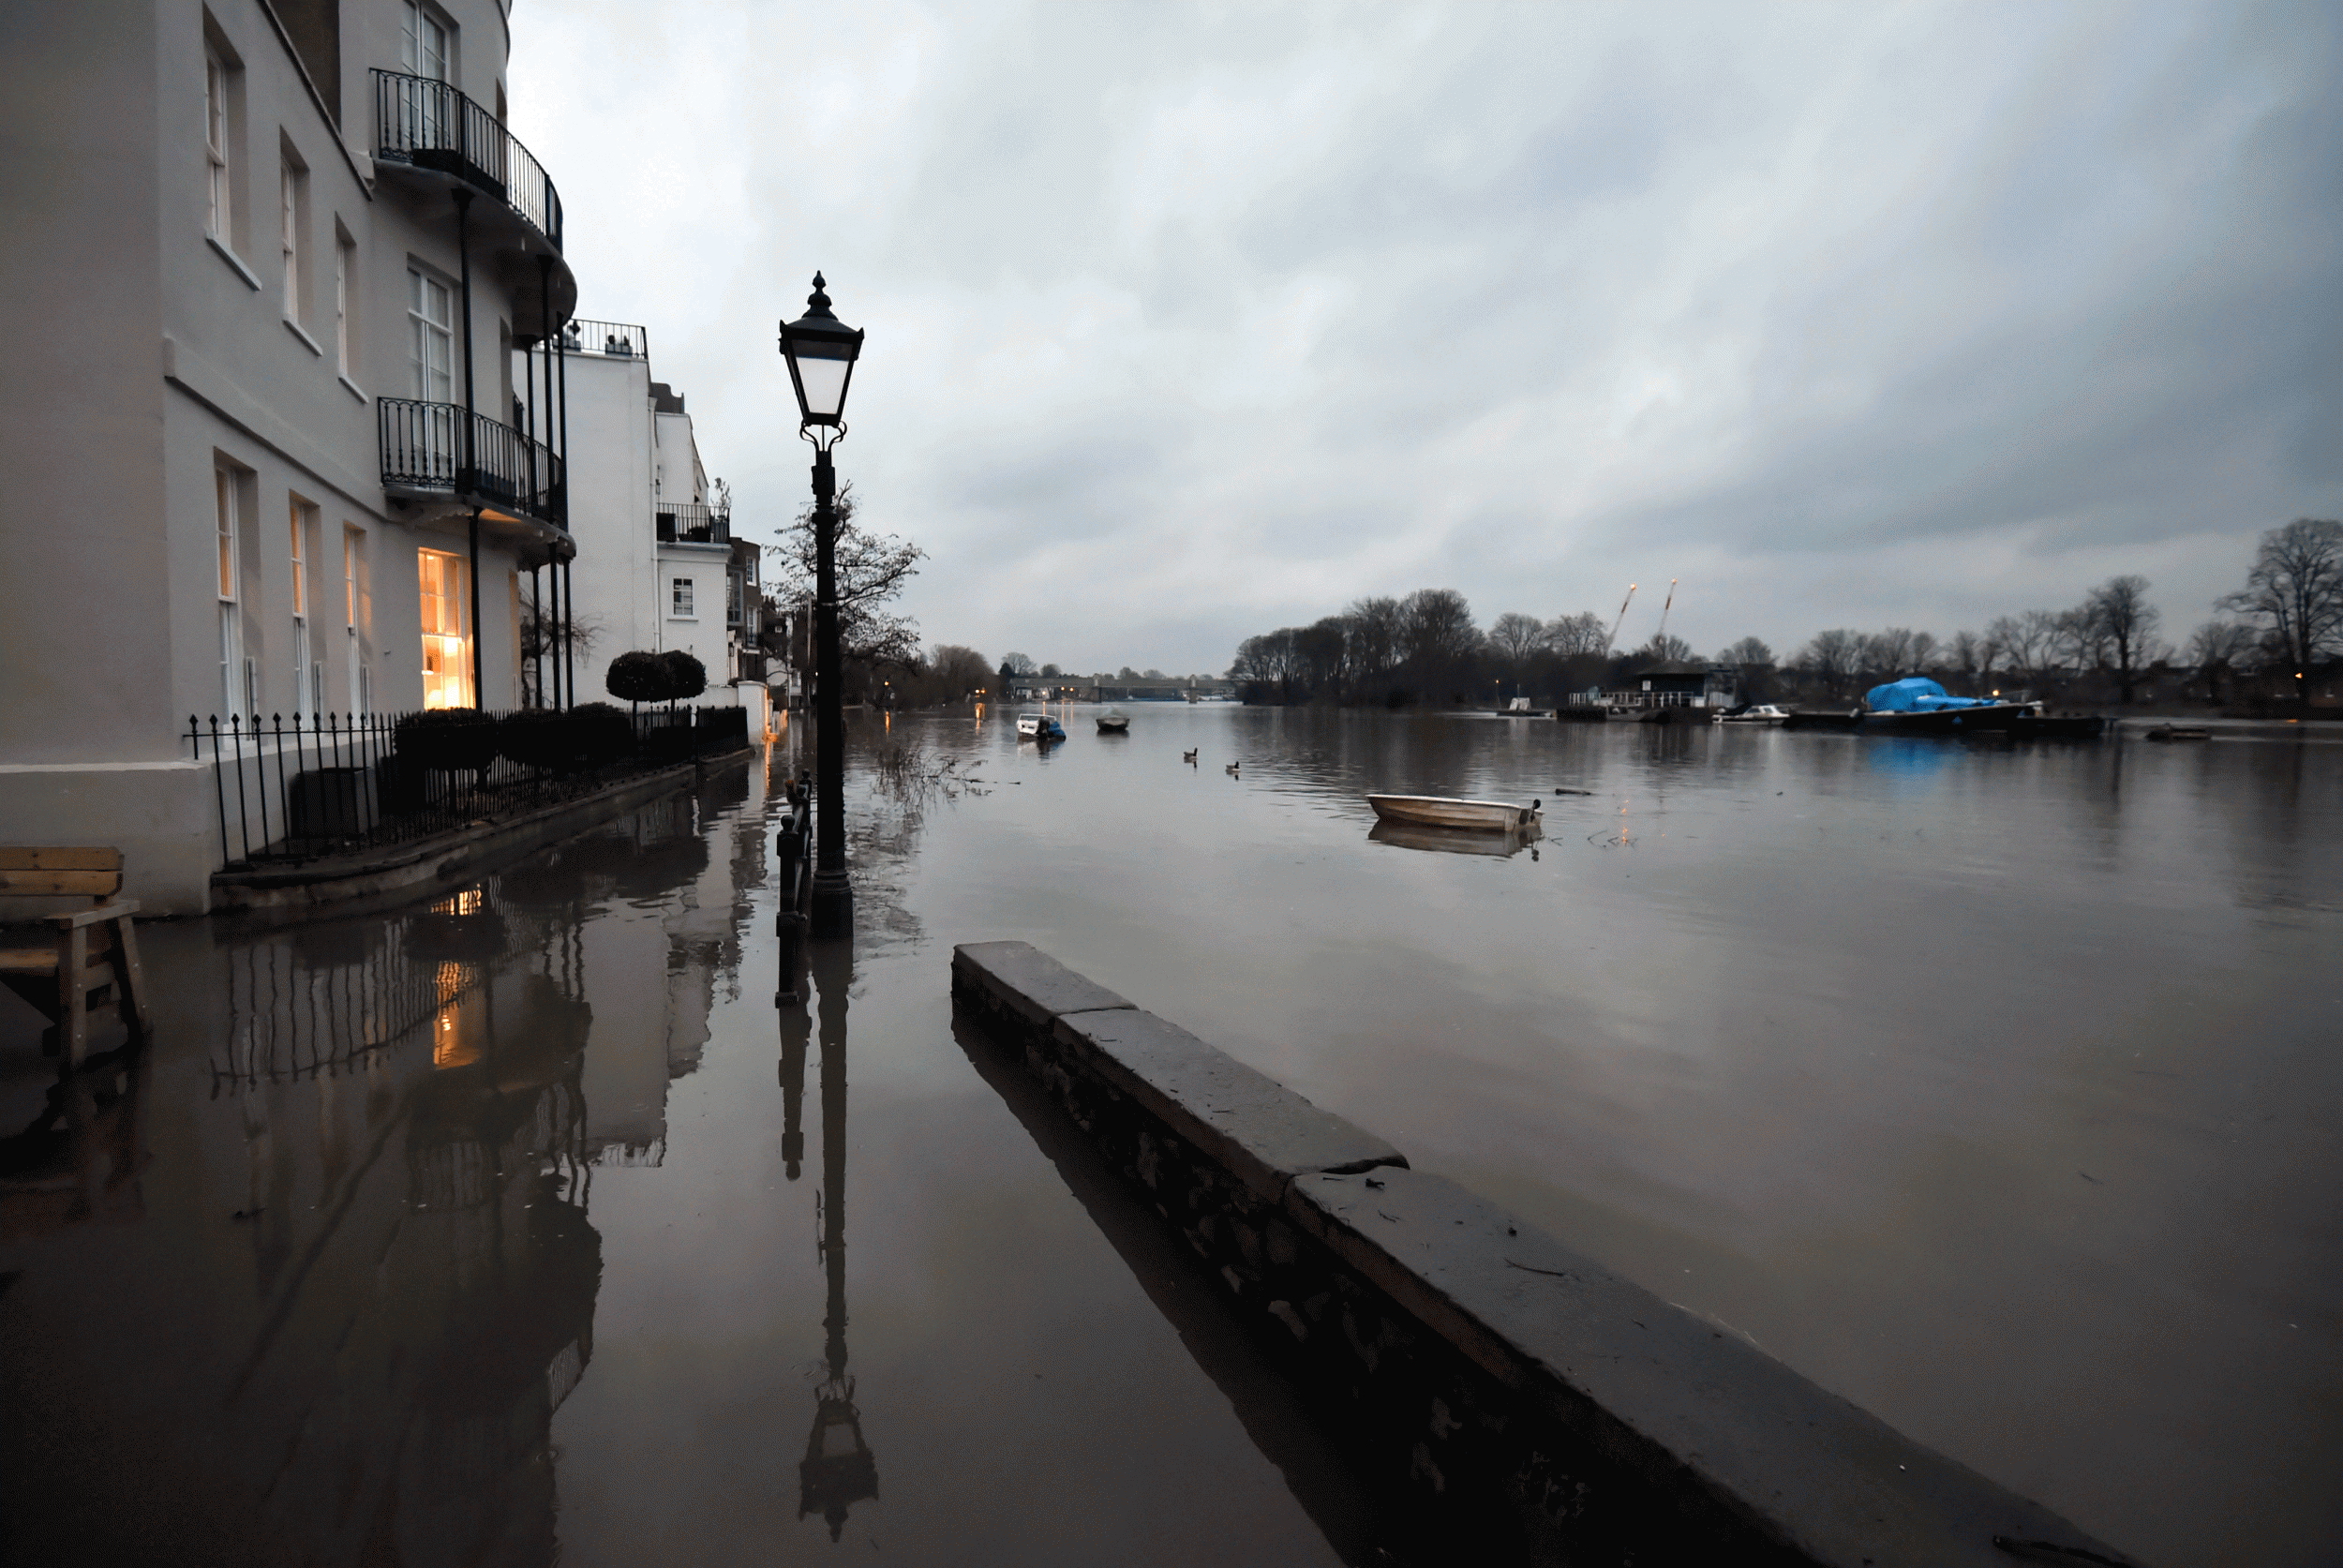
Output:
[1224,518,2343,709]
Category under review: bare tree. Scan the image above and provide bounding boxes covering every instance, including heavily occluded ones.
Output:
[1946,630,1984,691]
[2082,575,2161,703]
[1488,612,1549,669]
[2186,620,2258,705]
[1640,633,1695,664]
[1862,627,1917,679]
[930,644,992,698]
[1397,589,1482,691]
[2218,518,2343,692]
[999,651,1037,677]
[1344,596,1403,680]
[768,480,925,666]
[1907,630,1940,673]
[1988,610,2061,689]
[1718,636,1773,668]
[1546,610,1608,656]
[1800,629,1864,696]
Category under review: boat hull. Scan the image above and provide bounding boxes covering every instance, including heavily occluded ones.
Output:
[1366,794,1541,831]
[1860,703,2028,734]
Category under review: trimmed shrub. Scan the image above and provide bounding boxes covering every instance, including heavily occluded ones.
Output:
[571,702,634,766]
[606,650,670,706]
[497,709,570,771]
[661,650,709,702]
[395,709,500,774]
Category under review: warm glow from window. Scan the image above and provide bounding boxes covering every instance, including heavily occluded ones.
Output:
[418,548,471,709]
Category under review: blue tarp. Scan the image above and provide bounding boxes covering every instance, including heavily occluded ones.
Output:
[1865,677,1998,712]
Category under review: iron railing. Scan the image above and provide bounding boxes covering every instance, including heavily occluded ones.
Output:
[187,706,751,872]
[559,318,649,359]
[380,397,566,527]
[372,69,563,250]
[655,501,730,544]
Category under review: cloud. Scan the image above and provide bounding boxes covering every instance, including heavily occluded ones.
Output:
[512,0,2342,669]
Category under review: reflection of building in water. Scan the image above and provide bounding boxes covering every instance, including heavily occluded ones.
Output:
[136,884,605,1565]
[793,941,879,1537]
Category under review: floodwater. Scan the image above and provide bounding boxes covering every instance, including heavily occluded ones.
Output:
[3,708,2337,1566]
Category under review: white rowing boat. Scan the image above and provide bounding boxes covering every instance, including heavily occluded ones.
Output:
[1365,794,1541,831]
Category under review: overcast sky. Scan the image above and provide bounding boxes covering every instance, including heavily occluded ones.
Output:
[511,1,2340,674]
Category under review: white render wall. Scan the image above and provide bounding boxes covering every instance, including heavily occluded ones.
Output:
[0,0,574,912]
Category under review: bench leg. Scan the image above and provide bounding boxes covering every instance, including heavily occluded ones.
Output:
[63,926,88,1070]
[112,915,150,1038]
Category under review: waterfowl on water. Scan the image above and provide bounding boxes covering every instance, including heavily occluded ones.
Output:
[1183,749,1198,763]
[1226,761,1241,774]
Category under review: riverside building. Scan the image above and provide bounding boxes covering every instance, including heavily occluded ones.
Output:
[2,0,583,912]
[552,327,769,726]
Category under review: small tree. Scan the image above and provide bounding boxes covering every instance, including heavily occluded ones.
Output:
[606,650,670,712]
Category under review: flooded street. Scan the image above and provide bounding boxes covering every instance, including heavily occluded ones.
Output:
[4,709,2338,1565]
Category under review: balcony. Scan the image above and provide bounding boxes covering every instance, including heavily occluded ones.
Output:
[381,398,565,530]
[372,69,563,253]
[558,318,649,360]
[656,502,730,545]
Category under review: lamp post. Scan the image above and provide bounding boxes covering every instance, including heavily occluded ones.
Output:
[779,274,866,936]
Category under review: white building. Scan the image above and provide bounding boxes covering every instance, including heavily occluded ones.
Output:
[551,327,767,720]
[1,0,583,913]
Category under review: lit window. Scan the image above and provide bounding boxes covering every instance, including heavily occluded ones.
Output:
[672,577,694,617]
[418,548,471,709]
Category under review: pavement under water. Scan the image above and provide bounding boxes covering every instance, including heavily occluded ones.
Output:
[2,708,2337,1566]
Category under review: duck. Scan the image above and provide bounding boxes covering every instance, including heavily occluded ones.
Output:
[1225,761,1241,775]
[1183,749,1198,764]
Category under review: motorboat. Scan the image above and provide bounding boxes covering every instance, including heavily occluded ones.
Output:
[1714,704,1790,726]
[1015,711,1066,741]
[1096,709,1130,734]
[1365,794,1541,831]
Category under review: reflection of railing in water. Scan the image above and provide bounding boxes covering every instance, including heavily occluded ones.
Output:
[210,886,560,1088]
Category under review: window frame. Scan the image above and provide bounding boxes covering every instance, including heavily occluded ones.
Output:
[407,264,454,404]
[205,51,231,240]
[671,576,695,619]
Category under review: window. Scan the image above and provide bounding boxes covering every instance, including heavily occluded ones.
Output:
[216,464,243,718]
[671,577,694,618]
[334,231,354,374]
[290,501,321,719]
[418,549,471,709]
[408,267,453,401]
[727,571,742,624]
[205,52,231,239]
[401,1,450,82]
[278,154,304,320]
[344,526,370,715]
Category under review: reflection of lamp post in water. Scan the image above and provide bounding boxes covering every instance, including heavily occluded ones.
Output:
[798,938,876,1536]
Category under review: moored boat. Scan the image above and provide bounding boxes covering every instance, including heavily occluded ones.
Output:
[1096,709,1130,734]
[1715,704,1790,726]
[1859,678,2028,734]
[1015,711,1066,741]
[1365,794,1542,831]
[2144,724,2211,741]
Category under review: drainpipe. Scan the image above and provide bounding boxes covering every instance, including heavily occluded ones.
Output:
[557,316,574,708]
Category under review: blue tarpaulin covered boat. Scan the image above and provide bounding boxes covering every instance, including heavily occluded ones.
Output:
[1861,678,2029,732]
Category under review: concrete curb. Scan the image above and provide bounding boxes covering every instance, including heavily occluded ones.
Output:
[951,940,2143,1567]
[209,749,750,913]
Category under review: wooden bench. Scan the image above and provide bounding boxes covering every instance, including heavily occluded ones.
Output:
[0,848,151,1068]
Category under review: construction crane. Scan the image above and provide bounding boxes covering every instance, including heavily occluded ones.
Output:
[1606,584,1638,651]
[1653,578,1679,652]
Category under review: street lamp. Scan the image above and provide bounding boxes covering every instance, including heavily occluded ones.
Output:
[779,273,866,936]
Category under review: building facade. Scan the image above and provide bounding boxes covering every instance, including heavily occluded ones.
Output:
[553,331,766,717]
[2,0,583,912]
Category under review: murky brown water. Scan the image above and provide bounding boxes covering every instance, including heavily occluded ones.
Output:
[3,709,2336,1566]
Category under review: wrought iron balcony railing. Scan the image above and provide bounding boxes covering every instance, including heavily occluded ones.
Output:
[558,318,649,359]
[381,398,566,528]
[656,502,730,545]
[372,69,563,251]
